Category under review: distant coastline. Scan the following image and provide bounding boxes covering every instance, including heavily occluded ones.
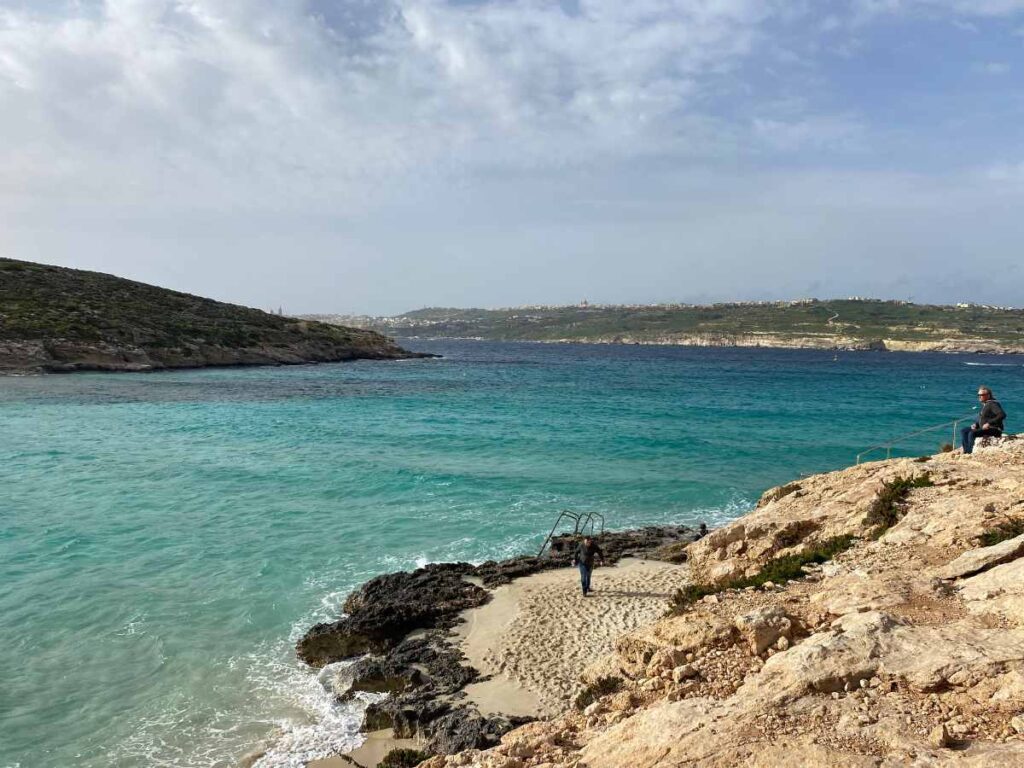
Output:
[301,298,1024,356]
[387,333,1024,355]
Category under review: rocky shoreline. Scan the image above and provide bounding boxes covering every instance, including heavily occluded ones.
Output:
[420,435,1024,768]
[0,337,436,374]
[294,525,704,761]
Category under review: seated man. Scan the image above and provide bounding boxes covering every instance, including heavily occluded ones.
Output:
[961,386,1006,454]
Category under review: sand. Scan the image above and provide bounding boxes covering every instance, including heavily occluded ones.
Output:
[307,729,421,768]
[454,558,689,715]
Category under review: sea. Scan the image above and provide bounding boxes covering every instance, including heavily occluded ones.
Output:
[1,340,1020,768]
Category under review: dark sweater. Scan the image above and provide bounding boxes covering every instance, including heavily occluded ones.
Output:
[977,399,1006,431]
[574,541,604,569]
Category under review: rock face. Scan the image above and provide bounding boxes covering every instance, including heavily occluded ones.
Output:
[422,437,1024,768]
[0,258,429,373]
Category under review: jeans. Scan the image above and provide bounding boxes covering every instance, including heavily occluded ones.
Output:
[961,426,1001,454]
[578,563,593,595]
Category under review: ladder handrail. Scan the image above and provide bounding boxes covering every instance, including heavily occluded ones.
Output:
[537,510,582,558]
[856,410,977,464]
[536,509,607,557]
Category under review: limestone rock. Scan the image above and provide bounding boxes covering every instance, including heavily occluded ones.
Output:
[672,664,699,683]
[934,533,1024,580]
[930,722,952,748]
[959,558,1024,626]
[734,606,794,655]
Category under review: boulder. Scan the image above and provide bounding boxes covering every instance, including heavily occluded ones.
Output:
[734,606,794,655]
[959,558,1024,626]
[934,533,1024,581]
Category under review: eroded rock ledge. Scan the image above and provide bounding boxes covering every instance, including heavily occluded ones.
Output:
[424,436,1024,768]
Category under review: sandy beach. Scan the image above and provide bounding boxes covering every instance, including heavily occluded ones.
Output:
[455,558,689,716]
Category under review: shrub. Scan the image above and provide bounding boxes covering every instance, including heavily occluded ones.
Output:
[379,748,431,768]
[574,676,622,710]
[979,519,1024,548]
[864,474,933,536]
[669,535,857,614]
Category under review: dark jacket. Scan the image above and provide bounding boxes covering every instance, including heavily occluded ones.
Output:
[977,399,1006,432]
[574,541,604,569]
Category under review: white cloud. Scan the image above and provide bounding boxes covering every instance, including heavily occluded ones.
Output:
[985,161,1024,181]
[752,114,866,152]
[0,0,799,209]
[973,61,1011,74]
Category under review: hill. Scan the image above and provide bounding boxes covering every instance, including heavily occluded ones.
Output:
[305,299,1024,353]
[0,259,422,373]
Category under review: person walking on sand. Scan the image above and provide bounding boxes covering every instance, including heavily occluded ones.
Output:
[961,386,1006,455]
[573,535,605,597]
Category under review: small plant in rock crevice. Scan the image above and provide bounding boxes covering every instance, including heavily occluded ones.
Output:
[978,518,1024,548]
[574,676,622,710]
[864,474,933,537]
[668,535,857,614]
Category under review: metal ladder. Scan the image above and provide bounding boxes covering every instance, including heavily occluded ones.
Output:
[537,510,606,558]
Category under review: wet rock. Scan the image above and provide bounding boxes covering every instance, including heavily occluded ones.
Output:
[297,563,486,666]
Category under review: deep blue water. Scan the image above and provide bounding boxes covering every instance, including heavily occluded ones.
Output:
[0,340,1019,767]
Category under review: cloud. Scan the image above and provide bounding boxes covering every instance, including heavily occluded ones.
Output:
[752,115,866,153]
[973,61,1011,74]
[0,0,801,209]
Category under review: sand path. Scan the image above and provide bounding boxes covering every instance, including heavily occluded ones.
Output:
[455,558,689,716]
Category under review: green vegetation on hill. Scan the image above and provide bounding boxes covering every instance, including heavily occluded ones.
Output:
[323,299,1024,352]
[0,258,414,372]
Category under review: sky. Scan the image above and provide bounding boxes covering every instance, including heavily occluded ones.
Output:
[1,1,1023,314]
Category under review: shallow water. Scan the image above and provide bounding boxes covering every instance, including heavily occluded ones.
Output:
[0,340,1018,767]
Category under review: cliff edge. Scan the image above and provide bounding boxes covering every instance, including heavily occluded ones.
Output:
[424,436,1024,767]
[0,258,426,373]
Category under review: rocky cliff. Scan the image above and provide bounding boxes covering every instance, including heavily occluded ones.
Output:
[424,436,1024,767]
[0,258,426,373]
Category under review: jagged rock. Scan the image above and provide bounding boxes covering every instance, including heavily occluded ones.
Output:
[425,708,526,754]
[757,482,801,508]
[959,558,1024,625]
[297,563,486,666]
[734,606,794,655]
[616,611,736,677]
[934,533,1024,580]
[809,572,915,615]
[671,664,699,683]
[930,722,952,748]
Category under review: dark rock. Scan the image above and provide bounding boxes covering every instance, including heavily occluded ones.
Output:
[297,563,487,667]
[424,708,529,754]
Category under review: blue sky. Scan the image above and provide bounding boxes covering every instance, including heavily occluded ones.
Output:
[0,0,1022,313]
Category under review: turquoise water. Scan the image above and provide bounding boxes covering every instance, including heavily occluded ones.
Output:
[1,340,1019,768]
